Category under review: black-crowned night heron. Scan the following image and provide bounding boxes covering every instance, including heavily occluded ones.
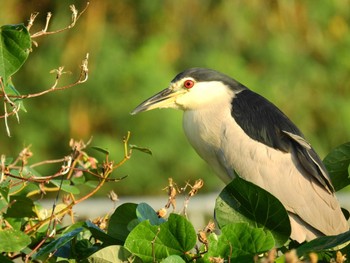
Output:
[131,68,349,242]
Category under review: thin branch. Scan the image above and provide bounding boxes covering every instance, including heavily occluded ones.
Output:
[27,12,39,32]
[29,2,90,38]
[10,53,89,100]
[29,157,67,168]
[0,78,21,136]
[24,134,131,235]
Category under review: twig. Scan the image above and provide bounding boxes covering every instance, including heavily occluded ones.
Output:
[29,2,90,38]
[181,179,204,217]
[24,134,131,235]
[11,53,89,100]
[0,78,21,136]
[152,227,161,263]
[113,131,132,169]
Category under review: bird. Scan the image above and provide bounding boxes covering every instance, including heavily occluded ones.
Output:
[131,67,349,243]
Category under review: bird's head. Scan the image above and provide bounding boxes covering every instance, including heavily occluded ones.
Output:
[131,68,245,114]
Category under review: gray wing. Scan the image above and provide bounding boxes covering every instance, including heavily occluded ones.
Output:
[231,89,334,193]
[282,130,333,193]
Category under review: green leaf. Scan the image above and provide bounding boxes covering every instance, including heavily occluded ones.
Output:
[33,227,84,259]
[85,180,99,188]
[125,213,197,262]
[0,229,31,252]
[0,180,10,202]
[90,146,110,155]
[5,195,36,218]
[85,220,121,246]
[74,239,97,259]
[5,217,23,231]
[51,179,80,194]
[84,245,134,263]
[296,230,350,257]
[215,177,291,247]
[0,254,13,263]
[71,174,86,185]
[108,203,138,243]
[0,24,31,82]
[323,142,350,191]
[161,255,186,263]
[4,79,26,111]
[136,202,165,225]
[204,223,275,262]
[130,144,153,155]
[21,165,42,177]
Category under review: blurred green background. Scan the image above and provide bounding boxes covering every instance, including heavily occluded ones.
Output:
[0,0,349,196]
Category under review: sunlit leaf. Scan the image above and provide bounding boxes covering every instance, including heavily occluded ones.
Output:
[125,214,196,262]
[85,245,135,263]
[162,255,186,263]
[204,223,275,262]
[51,179,80,194]
[0,24,31,82]
[0,229,31,252]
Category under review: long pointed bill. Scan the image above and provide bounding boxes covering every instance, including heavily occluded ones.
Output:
[131,87,184,115]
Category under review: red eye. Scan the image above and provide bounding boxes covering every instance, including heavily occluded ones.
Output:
[184,79,195,89]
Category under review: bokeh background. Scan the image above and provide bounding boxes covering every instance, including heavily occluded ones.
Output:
[1,0,349,197]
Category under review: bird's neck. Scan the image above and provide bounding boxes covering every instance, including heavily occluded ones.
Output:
[182,105,233,182]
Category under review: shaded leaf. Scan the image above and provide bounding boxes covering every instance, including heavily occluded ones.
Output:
[215,177,290,247]
[51,179,80,194]
[0,180,10,202]
[296,230,350,257]
[323,142,350,191]
[204,223,275,262]
[108,203,138,243]
[130,144,153,155]
[5,195,36,218]
[125,214,196,262]
[74,239,98,259]
[90,146,110,155]
[136,202,165,225]
[33,227,84,259]
[0,229,31,252]
[85,220,121,246]
[0,254,13,263]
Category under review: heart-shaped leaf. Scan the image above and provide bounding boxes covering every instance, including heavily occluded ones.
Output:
[215,177,291,247]
[204,223,275,262]
[125,213,196,262]
[0,24,31,83]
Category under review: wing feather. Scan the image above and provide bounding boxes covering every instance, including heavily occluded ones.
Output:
[231,89,333,193]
